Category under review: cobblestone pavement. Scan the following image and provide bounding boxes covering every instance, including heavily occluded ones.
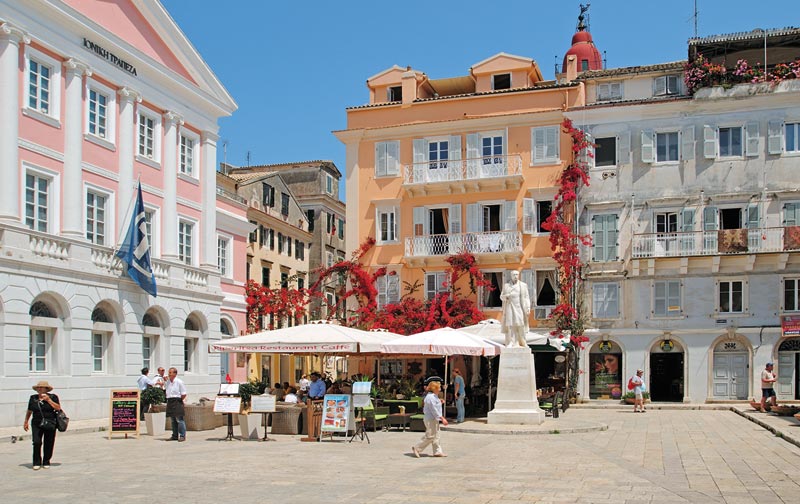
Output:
[2,409,799,503]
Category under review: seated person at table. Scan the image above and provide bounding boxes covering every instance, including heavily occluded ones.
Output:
[271,383,285,401]
[283,387,299,404]
[282,381,291,391]
[306,372,326,401]
[328,381,343,394]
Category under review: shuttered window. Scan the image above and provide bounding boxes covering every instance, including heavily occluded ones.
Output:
[593,282,619,319]
[375,141,400,177]
[592,214,618,262]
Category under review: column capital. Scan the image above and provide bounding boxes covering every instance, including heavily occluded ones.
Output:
[118,86,142,104]
[201,131,219,144]
[0,22,30,44]
[64,58,92,77]
[163,110,184,127]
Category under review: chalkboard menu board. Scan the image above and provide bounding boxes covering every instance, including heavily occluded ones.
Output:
[109,389,140,439]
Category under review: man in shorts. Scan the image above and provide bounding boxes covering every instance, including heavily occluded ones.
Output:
[760,362,777,412]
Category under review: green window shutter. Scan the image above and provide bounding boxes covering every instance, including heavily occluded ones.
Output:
[681,208,695,232]
[703,206,718,231]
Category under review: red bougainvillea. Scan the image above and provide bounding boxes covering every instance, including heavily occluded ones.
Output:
[541,118,592,348]
[245,279,308,333]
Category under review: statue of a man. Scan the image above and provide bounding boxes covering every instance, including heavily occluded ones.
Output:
[500,270,531,347]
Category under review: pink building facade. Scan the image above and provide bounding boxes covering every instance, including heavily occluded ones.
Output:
[0,0,239,427]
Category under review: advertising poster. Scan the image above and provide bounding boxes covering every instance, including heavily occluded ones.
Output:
[589,353,623,399]
[320,394,350,433]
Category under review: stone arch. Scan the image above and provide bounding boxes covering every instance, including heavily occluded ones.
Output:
[219,314,237,337]
[141,305,171,374]
[142,306,170,330]
[708,332,753,400]
[29,291,71,374]
[90,299,125,374]
[29,291,71,324]
[584,336,625,400]
[647,334,687,402]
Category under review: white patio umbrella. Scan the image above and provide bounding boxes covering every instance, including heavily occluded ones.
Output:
[381,327,504,404]
[208,320,402,354]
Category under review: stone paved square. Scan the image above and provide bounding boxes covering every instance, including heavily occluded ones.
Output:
[2,409,800,503]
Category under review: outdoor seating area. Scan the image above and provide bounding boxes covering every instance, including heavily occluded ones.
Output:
[270,403,305,435]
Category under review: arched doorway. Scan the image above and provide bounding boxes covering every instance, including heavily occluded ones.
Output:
[588,340,623,399]
[711,339,749,399]
[649,339,684,402]
[777,337,800,400]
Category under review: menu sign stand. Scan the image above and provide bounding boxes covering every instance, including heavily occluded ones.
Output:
[320,394,351,442]
[109,389,140,439]
[349,382,372,444]
[250,394,277,442]
[215,384,241,441]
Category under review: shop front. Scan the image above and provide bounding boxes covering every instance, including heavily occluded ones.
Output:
[649,338,684,402]
[588,341,623,400]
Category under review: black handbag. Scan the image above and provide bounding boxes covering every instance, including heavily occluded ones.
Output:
[56,410,69,432]
[36,398,58,431]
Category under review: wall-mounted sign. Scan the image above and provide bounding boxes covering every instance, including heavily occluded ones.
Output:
[782,315,800,336]
[660,340,674,352]
[83,38,138,76]
[598,341,613,353]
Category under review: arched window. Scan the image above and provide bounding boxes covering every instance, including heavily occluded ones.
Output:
[91,307,111,323]
[779,338,800,352]
[184,318,198,331]
[29,301,54,318]
[220,319,232,336]
[142,313,160,328]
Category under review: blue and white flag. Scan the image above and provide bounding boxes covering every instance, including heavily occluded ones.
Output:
[116,182,157,297]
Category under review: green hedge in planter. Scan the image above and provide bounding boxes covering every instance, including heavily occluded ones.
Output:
[621,391,650,400]
[141,386,166,411]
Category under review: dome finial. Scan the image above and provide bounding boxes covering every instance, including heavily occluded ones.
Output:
[577,3,590,32]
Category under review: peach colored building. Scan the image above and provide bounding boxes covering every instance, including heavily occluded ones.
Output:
[335,53,586,330]
[0,0,237,427]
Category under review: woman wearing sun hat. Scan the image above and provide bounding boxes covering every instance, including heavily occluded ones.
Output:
[22,381,62,470]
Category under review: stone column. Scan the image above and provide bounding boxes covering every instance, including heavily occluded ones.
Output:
[0,23,29,223]
[62,58,91,238]
[117,87,141,227]
[161,111,182,260]
[200,131,218,270]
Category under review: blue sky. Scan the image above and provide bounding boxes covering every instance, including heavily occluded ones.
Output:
[161,0,797,200]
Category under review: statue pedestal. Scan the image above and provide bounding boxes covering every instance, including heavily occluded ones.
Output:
[487,347,545,425]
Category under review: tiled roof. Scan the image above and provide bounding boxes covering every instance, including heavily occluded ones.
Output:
[346,81,579,110]
[225,171,276,182]
[572,95,692,110]
[577,61,686,79]
[689,27,800,45]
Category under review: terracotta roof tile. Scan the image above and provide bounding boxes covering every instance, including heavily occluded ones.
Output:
[576,61,686,79]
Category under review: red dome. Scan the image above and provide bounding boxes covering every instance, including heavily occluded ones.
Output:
[562,30,602,73]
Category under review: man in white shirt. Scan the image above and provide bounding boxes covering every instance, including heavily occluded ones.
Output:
[760,362,778,412]
[299,374,310,392]
[151,367,166,389]
[165,367,187,442]
[137,367,154,420]
[283,387,299,404]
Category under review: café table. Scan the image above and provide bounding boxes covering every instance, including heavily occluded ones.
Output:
[386,412,413,432]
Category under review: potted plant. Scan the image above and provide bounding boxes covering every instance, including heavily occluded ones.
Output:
[141,386,167,436]
[621,391,650,404]
[237,380,265,439]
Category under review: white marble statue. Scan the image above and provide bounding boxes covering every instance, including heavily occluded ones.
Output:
[499,270,531,347]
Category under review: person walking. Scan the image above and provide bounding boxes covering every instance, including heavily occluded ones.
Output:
[760,362,778,412]
[411,377,448,458]
[22,381,62,470]
[453,369,466,423]
[630,369,646,413]
[165,367,187,442]
[137,367,154,420]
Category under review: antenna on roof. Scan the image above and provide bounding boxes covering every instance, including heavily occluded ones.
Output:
[554,55,559,78]
[246,150,251,167]
[693,0,699,38]
[222,141,228,174]
[603,50,607,69]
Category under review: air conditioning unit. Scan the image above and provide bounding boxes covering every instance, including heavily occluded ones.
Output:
[534,307,553,320]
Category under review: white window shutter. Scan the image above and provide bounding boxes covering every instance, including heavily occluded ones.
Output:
[745,122,760,157]
[503,201,517,231]
[654,76,666,96]
[448,135,462,180]
[392,207,398,240]
[532,128,545,163]
[450,204,461,234]
[681,208,695,232]
[608,283,619,317]
[375,207,381,243]
[617,131,630,165]
[547,126,559,161]
[522,198,536,234]
[375,143,387,177]
[703,125,717,159]
[610,82,622,98]
[610,215,619,261]
[466,203,481,233]
[597,83,609,100]
[376,275,387,307]
[413,139,426,165]
[387,141,400,175]
[703,206,718,231]
[746,203,759,229]
[388,274,400,304]
[466,133,480,178]
[768,120,784,155]
[413,207,425,236]
[681,126,695,161]
[641,129,655,163]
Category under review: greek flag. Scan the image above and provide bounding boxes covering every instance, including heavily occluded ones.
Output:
[116,182,157,297]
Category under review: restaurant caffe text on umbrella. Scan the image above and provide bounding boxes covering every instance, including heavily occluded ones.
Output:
[208,321,401,354]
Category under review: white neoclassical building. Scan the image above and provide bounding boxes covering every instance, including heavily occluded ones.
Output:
[568,28,800,403]
[0,0,239,427]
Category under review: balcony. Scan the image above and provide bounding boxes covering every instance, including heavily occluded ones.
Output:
[632,227,800,258]
[403,155,523,196]
[404,230,522,266]
[0,223,219,293]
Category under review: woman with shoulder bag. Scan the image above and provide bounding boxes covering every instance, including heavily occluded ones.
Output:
[22,381,62,470]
